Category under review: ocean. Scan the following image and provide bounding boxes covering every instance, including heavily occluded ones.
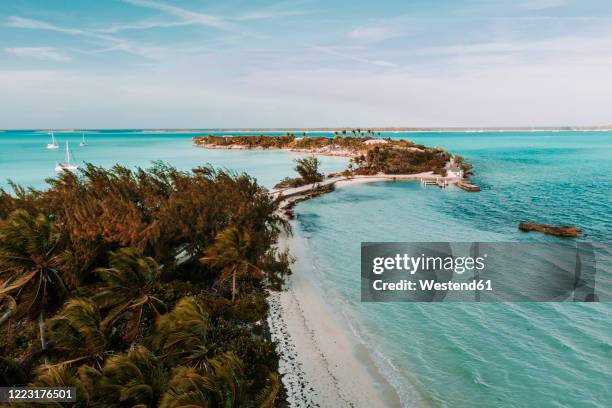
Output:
[293,131,612,407]
[1,130,611,407]
[0,130,346,190]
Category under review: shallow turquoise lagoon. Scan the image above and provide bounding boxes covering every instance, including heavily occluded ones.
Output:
[0,130,346,189]
[294,131,612,407]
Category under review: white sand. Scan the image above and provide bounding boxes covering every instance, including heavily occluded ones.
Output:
[268,228,402,407]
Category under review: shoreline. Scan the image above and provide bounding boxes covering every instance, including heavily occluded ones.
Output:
[272,173,462,201]
[194,142,359,158]
[269,177,443,407]
[266,169,470,406]
[196,138,464,406]
[269,225,404,407]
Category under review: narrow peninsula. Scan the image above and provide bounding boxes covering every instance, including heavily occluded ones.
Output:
[194,134,476,220]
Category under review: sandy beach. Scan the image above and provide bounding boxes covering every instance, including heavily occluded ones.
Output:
[268,174,459,407]
[268,226,403,407]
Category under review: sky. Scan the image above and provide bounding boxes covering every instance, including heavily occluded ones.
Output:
[1,0,612,128]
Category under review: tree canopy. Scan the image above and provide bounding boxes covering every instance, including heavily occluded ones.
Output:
[0,163,292,407]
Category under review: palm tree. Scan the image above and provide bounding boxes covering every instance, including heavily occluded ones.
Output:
[160,352,246,408]
[30,346,165,407]
[29,364,95,408]
[149,296,211,367]
[0,209,67,350]
[46,298,107,366]
[96,345,167,407]
[95,247,165,343]
[201,227,263,302]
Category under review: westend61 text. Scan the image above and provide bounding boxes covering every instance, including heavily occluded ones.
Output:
[372,279,493,292]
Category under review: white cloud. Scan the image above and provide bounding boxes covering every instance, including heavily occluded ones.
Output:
[5,16,173,60]
[313,46,398,68]
[121,0,232,30]
[2,54,612,128]
[6,16,85,35]
[5,47,70,61]
[233,10,310,21]
[381,33,612,63]
[3,2,612,128]
[98,19,188,33]
[99,3,308,33]
[346,25,402,42]
[521,0,569,11]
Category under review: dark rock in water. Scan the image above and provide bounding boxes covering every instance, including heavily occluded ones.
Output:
[518,222,581,238]
[457,181,481,192]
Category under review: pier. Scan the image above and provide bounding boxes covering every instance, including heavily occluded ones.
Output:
[420,177,450,188]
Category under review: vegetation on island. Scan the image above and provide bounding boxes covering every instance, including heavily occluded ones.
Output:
[194,134,425,153]
[274,156,324,189]
[0,163,292,407]
[194,135,472,178]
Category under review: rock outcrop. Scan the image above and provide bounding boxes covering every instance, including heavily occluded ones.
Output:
[518,223,581,238]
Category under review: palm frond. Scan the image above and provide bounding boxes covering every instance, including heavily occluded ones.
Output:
[46,298,106,361]
[159,352,245,408]
[150,296,210,366]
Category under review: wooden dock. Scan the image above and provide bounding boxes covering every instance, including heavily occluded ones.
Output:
[420,177,449,188]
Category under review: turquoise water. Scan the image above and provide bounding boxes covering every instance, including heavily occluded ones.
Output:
[2,130,611,407]
[294,131,612,407]
[0,130,346,189]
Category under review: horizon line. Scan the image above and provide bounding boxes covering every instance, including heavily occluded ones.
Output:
[2,125,612,132]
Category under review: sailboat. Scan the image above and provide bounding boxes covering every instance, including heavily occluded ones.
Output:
[80,133,87,147]
[47,131,59,149]
[55,142,79,172]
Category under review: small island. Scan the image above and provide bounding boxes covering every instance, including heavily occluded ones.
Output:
[194,134,473,179]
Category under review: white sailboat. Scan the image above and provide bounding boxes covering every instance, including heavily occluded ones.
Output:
[55,142,79,172]
[80,133,87,147]
[47,131,59,149]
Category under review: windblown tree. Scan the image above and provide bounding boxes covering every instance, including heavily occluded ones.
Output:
[44,163,283,267]
[29,346,165,408]
[149,296,211,367]
[46,298,107,366]
[95,345,167,407]
[0,163,289,404]
[0,209,68,350]
[294,156,323,184]
[160,352,247,408]
[201,227,263,302]
[95,247,165,343]
[28,364,95,408]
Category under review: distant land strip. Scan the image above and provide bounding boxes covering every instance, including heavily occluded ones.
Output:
[147,126,612,133]
[4,126,612,132]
